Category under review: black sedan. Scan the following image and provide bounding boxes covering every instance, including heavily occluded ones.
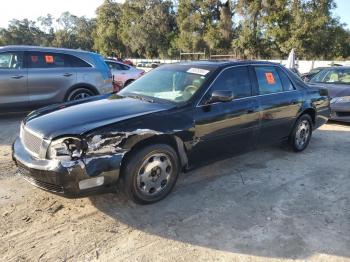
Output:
[13,61,330,204]
[309,66,350,122]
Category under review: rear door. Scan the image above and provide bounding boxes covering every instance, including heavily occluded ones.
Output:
[0,51,28,111]
[26,51,77,107]
[253,66,302,145]
[190,66,260,163]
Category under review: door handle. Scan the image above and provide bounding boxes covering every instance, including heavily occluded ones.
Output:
[63,73,73,77]
[11,75,24,79]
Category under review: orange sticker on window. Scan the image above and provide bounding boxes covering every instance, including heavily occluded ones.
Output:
[31,56,38,63]
[265,72,275,84]
[45,55,54,64]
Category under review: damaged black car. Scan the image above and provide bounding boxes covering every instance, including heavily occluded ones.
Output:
[13,61,330,204]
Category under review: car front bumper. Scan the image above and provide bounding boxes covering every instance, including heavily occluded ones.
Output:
[12,137,123,197]
[330,102,350,123]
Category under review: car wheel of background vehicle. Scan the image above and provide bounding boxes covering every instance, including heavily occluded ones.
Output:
[289,114,313,152]
[66,88,95,101]
[124,79,134,87]
[120,144,180,204]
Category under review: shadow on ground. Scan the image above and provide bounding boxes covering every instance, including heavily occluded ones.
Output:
[0,113,26,146]
[90,127,350,260]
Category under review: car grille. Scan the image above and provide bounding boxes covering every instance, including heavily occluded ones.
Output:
[20,125,43,157]
[22,175,64,193]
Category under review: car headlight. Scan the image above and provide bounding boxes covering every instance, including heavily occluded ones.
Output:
[331,96,350,104]
[47,137,87,160]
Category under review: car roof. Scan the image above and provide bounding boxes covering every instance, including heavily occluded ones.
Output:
[172,60,280,70]
[105,59,128,65]
[0,45,96,55]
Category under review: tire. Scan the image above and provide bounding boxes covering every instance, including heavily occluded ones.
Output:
[289,114,313,152]
[66,88,95,101]
[124,79,134,87]
[120,144,180,204]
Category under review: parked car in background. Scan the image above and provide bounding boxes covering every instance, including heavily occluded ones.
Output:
[302,64,343,82]
[308,67,350,122]
[13,61,330,204]
[105,59,145,88]
[301,67,326,82]
[0,46,113,111]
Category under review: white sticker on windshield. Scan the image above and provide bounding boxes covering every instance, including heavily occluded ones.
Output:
[187,68,210,76]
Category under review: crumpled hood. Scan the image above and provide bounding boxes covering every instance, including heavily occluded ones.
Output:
[308,83,350,98]
[24,94,174,139]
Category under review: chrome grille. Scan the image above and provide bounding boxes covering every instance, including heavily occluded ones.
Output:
[20,125,43,157]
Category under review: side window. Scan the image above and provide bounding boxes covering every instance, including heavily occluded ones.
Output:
[120,64,130,70]
[27,52,69,68]
[255,66,283,94]
[278,68,295,91]
[68,55,91,68]
[0,52,24,69]
[108,62,122,70]
[210,66,252,99]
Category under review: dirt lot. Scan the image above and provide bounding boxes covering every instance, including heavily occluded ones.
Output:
[0,114,349,262]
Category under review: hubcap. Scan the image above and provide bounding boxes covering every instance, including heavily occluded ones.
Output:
[295,120,310,148]
[72,92,91,100]
[137,153,172,196]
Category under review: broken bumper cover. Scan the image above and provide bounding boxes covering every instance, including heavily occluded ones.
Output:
[12,137,122,197]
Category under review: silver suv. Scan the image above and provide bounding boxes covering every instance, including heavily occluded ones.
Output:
[0,46,113,111]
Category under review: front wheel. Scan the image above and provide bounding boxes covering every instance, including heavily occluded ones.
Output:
[120,144,180,204]
[289,114,313,152]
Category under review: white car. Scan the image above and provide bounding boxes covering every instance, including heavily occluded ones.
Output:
[105,59,145,88]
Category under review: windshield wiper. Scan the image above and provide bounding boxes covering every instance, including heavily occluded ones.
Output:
[128,94,154,103]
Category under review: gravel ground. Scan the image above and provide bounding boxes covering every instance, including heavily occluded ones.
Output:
[0,114,349,262]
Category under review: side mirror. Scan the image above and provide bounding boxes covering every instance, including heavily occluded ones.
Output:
[209,90,234,103]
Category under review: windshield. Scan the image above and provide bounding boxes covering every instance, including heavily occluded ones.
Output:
[119,65,213,103]
[310,68,350,84]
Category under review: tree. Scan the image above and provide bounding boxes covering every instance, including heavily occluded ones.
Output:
[52,12,96,50]
[93,0,125,57]
[0,19,46,46]
[37,14,55,46]
[175,0,207,53]
[119,0,175,58]
[233,0,270,59]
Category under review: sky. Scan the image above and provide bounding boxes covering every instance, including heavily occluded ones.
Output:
[0,0,349,29]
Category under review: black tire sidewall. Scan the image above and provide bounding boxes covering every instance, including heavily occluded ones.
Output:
[122,144,180,204]
[290,114,313,152]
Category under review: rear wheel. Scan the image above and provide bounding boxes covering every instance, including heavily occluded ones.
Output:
[66,88,95,101]
[120,144,180,204]
[289,114,313,152]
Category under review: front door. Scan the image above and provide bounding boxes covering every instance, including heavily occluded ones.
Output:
[189,66,260,164]
[0,51,28,111]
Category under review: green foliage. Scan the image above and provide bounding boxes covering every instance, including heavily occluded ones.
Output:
[0,0,349,60]
[93,0,125,57]
[118,0,175,58]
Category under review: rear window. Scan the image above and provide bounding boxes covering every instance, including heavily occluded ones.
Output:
[255,66,283,94]
[106,61,130,71]
[68,55,91,68]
